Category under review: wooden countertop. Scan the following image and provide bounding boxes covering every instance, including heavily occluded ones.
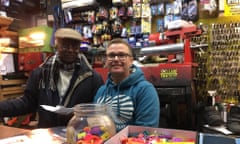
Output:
[0,125,30,139]
[0,125,66,143]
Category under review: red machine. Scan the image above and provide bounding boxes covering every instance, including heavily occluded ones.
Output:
[95,25,202,130]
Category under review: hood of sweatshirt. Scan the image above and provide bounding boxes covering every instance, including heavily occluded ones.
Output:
[94,64,147,131]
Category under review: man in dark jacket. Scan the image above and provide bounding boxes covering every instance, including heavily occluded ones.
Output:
[0,28,104,128]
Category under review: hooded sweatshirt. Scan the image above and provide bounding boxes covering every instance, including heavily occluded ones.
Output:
[94,64,160,131]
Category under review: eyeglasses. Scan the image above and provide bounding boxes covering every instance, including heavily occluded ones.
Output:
[61,44,80,50]
[59,40,80,51]
[106,53,132,61]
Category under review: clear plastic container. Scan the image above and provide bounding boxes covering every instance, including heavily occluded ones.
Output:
[66,103,116,144]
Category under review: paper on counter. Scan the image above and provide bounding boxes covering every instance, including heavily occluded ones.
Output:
[40,105,73,115]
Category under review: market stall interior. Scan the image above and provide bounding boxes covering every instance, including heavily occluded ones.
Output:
[1,0,240,143]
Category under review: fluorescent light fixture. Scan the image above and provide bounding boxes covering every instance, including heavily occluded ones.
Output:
[29,32,45,40]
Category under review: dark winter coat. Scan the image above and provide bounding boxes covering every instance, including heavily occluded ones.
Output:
[0,54,104,128]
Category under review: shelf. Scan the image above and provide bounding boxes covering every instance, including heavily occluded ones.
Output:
[18,47,41,53]
[0,30,18,37]
[0,16,14,29]
[1,86,24,95]
[0,47,18,53]
[0,75,26,101]
[0,16,17,38]
[0,16,18,54]
[0,79,26,86]
[62,1,99,10]
[0,16,22,101]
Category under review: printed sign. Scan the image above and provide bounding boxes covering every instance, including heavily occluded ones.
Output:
[224,0,240,16]
[160,69,178,80]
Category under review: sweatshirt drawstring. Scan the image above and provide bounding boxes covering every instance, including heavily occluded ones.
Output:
[117,86,120,116]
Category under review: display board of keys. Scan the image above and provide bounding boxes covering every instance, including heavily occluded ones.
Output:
[192,22,240,105]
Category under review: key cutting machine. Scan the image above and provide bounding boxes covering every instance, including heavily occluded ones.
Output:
[141,24,201,130]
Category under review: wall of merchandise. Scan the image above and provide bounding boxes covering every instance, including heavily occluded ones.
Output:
[60,0,198,49]
[193,16,240,104]
[60,0,240,104]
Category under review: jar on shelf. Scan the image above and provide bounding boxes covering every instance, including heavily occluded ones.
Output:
[66,103,116,144]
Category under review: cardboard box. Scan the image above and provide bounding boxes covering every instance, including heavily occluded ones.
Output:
[105,125,197,144]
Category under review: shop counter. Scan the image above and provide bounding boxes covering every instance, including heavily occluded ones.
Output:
[0,125,65,143]
[0,125,30,139]
[1,125,240,144]
[105,125,240,144]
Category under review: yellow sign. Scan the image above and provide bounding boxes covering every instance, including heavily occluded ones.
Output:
[224,0,240,16]
[160,69,178,79]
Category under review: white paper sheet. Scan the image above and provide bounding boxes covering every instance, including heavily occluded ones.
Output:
[40,105,73,115]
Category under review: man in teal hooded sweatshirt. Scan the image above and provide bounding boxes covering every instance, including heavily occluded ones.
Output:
[94,38,160,132]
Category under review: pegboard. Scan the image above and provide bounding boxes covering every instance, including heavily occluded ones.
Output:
[193,15,240,104]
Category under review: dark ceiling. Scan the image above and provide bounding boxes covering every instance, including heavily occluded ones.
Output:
[1,0,61,28]
[0,0,45,28]
[23,0,41,13]
[0,0,42,15]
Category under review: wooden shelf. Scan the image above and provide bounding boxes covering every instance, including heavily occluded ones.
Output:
[0,76,26,101]
[0,79,26,86]
[0,16,14,29]
[0,16,17,38]
[0,47,18,53]
[0,85,26,101]
[0,16,18,53]
[1,87,24,96]
[0,16,23,101]
[0,30,18,37]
